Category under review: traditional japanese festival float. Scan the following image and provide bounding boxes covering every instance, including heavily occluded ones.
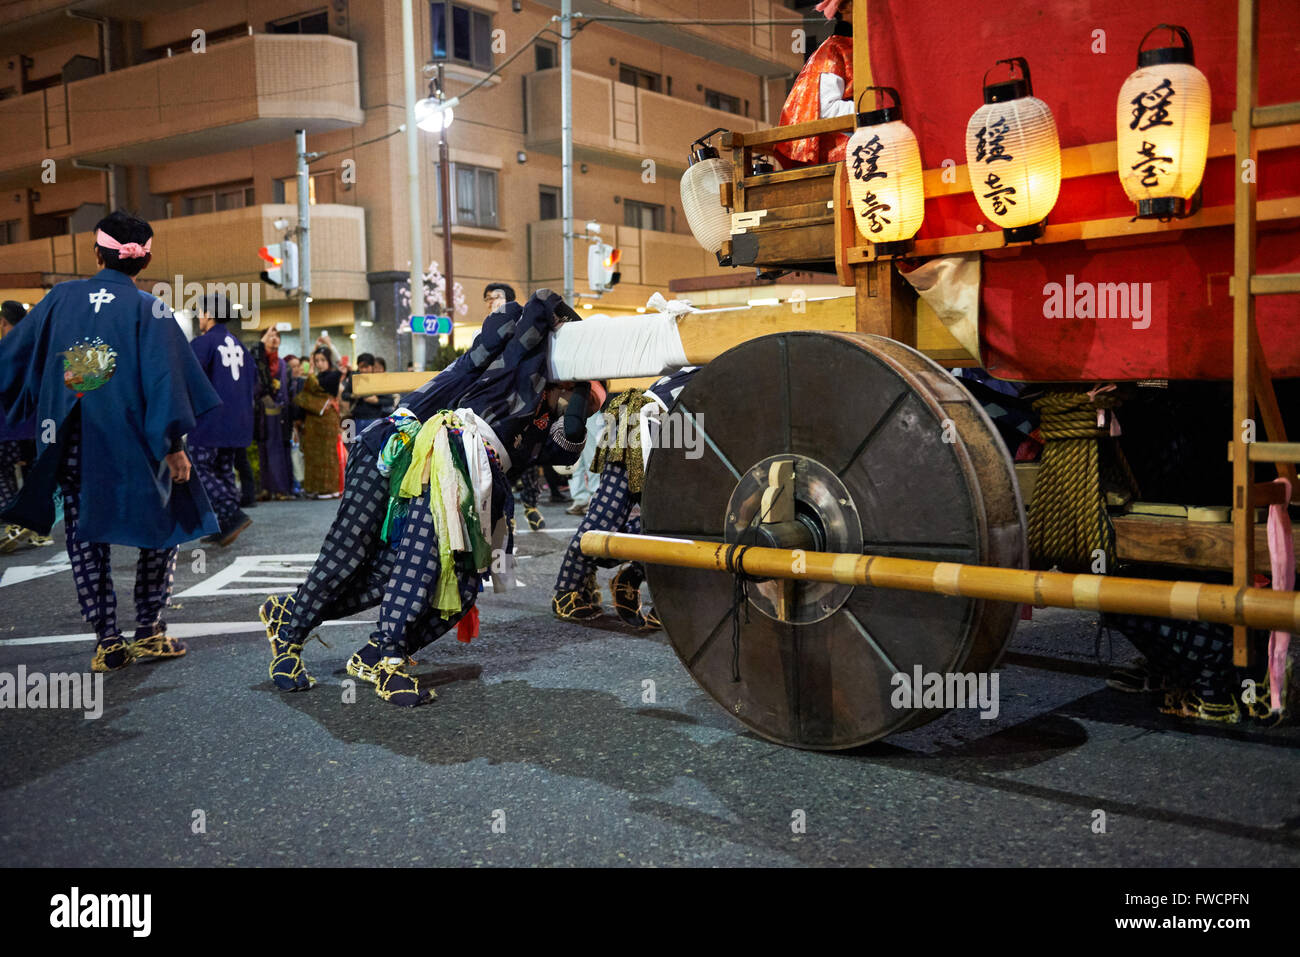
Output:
[354,0,1299,749]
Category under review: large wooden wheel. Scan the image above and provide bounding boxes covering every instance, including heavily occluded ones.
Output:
[641,332,1027,749]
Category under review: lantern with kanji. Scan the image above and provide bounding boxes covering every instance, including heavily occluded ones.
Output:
[965,58,1061,243]
[1117,25,1210,219]
[845,86,924,255]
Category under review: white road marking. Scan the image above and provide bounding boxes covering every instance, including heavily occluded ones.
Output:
[0,617,370,648]
[0,554,73,588]
[172,553,319,598]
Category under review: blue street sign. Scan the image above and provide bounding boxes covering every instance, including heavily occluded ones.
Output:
[411,315,452,334]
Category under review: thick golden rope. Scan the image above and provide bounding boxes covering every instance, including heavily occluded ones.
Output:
[1027,390,1130,572]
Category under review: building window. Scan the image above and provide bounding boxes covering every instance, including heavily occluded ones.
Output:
[184,195,214,216]
[623,200,664,231]
[268,9,329,33]
[143,23,251,60]
[435,163,499,228]
[0,220,21,245]
[538,186,561,221]
[705,89,741,114]
[274,173,335,205]
[618,65,661,93]
[180,184,255,217]
[535,40,557,71]
[431,2,493,71]
[217,187,252,210]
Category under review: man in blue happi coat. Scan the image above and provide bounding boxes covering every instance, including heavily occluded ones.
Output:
[0,212,221,673]
[189,291,255,546]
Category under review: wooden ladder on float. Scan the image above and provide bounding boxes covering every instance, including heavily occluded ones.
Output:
[1230,0,1300,664]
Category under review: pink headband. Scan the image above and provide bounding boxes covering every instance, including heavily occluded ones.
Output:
[814,0,844,19]
[96,229,152,259]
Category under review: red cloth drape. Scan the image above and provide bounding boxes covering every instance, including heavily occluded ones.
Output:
[866,0,1300,381]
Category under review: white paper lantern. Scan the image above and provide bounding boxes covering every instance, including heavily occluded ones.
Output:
[681,129,735,265]
[964,58,1061,242]
[1117,25,1210,219]
[845,86,925,254]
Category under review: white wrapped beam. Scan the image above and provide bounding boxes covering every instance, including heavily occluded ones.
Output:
[349,298,859,395]
[546,313,688,381]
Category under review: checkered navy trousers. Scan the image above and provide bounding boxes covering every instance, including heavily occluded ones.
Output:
[57,419,177,642]
[189,445,241,531]
[372,493,482,658]
[555,462,640,593]
[0,439,24,508]
[283,430,511,655]
[1104,613,1263,700]
[517,467,539,508]
[281,445,395,645]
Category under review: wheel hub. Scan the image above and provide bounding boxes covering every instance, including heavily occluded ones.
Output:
[724,453,861,625]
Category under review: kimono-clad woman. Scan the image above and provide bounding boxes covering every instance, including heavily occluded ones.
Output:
[774,0,855,168]
[285,354,307,495]
[294,347,342,499]
[251,327,294,500]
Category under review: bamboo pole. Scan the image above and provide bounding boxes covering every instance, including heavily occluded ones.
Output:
[1231,0,1261,665]
[582,532,1300,634]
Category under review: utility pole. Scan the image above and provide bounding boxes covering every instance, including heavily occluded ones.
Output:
[437,61,455,350]
[402,0,427,370]
[560,0,574,301]
[296,128,311,354]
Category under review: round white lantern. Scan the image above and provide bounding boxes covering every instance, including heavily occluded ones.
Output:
[964,58,1061,243]
[845,86,925,255]
[681,128,735,266]
[1116,25,1210,219]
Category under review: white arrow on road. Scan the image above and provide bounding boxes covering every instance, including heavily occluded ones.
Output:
[0,553,72,588]
[173,553,319,598]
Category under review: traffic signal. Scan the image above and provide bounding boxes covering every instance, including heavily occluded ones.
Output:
[258,243,283,288]
[258,240,299,291]
[281,239,299,292]
[587,242,622,293]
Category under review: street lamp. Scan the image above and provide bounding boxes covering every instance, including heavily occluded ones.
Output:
[415,95,458,132]
[417,63,457,349]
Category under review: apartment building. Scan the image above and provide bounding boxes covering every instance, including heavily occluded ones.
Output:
[0,0,809,363]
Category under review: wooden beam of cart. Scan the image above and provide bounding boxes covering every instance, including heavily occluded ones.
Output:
[581,531,1300,634]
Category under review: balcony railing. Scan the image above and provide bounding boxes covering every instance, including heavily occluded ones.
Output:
[0,34,362,179]
[0,203,369,304]
[526,68,764,174]
[528,218,732,291]
[529,0,804,74]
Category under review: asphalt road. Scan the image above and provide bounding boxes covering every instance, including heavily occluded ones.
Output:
[1,496,1296,866]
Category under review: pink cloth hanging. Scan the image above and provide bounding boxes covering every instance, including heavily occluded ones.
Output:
[1265,478,1295,712]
